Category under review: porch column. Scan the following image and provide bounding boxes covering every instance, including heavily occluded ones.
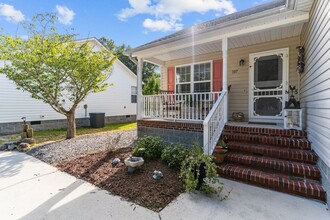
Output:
[137,57,144,120]
[222,38,228,122]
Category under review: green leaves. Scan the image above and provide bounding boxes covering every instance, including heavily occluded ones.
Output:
[0,13,115,117]
[142,73,160,95]
[133,136,164,160]
[179,145,223,194]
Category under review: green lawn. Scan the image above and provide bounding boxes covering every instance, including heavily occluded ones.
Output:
[0,122,137,146]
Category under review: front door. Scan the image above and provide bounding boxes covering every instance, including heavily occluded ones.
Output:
[249,48,289,123]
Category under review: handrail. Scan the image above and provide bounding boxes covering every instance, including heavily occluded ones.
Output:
[142,92,221,121]
[203,91,227,155]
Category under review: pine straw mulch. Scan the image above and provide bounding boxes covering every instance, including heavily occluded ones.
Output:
[56,147,184,212]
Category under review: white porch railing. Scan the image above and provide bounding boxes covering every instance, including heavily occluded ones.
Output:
[143,92,222,121]
[203,91,227,155]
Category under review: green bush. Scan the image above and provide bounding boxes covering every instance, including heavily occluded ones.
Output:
[133,136,164,160]
[161,144,190,168]
[180,145,223,194]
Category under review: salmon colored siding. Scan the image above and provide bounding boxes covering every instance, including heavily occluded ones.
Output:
[212,59,223,92]
[167,67,175,91]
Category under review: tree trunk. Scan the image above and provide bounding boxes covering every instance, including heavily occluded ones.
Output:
[66,113,76,139]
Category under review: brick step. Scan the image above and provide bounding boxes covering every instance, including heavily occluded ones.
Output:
[223,132,311,150]
[228,142,318,164]
[218,163,326,202]
[224,125,307,138]
[224,152,321,180]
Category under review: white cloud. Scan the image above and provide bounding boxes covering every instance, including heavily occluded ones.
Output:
[118,0,237,32]
[56,5,75,25]
[143,18,183,32]
[0,4,25,23]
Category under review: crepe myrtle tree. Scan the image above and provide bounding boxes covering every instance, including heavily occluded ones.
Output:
[0,14,115,139]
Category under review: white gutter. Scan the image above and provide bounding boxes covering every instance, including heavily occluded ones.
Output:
[128,53,138,65]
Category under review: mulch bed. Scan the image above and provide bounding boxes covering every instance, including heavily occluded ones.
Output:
[56,147,184,212]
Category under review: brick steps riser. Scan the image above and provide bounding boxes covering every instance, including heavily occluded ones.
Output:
[218,165,326,202]
[224,154,321,180]
[228,144,318,164]
[223,133,311,150]
[217,126,325,202]
[224,126,307,138]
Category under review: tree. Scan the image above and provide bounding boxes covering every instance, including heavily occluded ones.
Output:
[143,74,161,95]
[99,37,158,83]
[0,14,115,139]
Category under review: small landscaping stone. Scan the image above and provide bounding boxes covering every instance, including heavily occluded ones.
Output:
[7,144,17,150]
[21,138,35,144]
[16,145,22,152]
[0,145,8,151]
[153,170,163,180]
[112,158,120,166]
[19,143,30,148]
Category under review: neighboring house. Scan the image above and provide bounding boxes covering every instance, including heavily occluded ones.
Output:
[0,38,137,134]
[125,0,330,205]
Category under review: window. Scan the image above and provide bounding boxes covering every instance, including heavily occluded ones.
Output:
[131,86,137,103]
[175,62,211,93]
[254,55,282,88]
[176,65,191,93]
[194,63,211,93]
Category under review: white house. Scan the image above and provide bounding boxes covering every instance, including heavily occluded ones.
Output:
[0,38,137,134]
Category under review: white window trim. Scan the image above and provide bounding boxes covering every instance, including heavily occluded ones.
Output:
[131,86,137,103]
[174,60,213,93]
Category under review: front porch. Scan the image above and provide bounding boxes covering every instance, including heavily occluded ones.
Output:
[128,1,311,155]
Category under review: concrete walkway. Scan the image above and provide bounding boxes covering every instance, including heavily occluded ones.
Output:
[0,152,329,220]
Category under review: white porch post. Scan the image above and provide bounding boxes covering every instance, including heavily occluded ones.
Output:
[137,57,144,120]
[222,38,228,123]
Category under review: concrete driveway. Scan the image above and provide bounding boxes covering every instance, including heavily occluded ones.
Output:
[0,151,329,220]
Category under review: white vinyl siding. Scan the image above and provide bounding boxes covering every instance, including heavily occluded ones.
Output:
[300,0,330,167]
[162,36,300,120]
[0,59,137,123]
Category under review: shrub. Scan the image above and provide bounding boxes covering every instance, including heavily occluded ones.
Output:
[161,144,190,168]
[180,145,223,194]
[133,136,164,160]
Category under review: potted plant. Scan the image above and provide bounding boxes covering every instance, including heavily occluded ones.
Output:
[214,139,228,163]
[180,145,223,194]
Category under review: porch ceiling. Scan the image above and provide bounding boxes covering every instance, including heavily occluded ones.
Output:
[150,23,304,62]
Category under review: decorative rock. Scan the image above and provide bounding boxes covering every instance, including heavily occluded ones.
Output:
[19,143,30,149]
[16,145,22,152]
[21,138,35,144]
[153,170,163,180]
[112,158,120,166]
[7,144,17,150]
[0,145,8,151]
[3,142,14,146]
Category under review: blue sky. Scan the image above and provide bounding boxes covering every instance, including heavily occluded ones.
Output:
[0,0,272,48]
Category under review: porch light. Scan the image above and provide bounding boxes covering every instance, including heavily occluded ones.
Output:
[239,59,245,66]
